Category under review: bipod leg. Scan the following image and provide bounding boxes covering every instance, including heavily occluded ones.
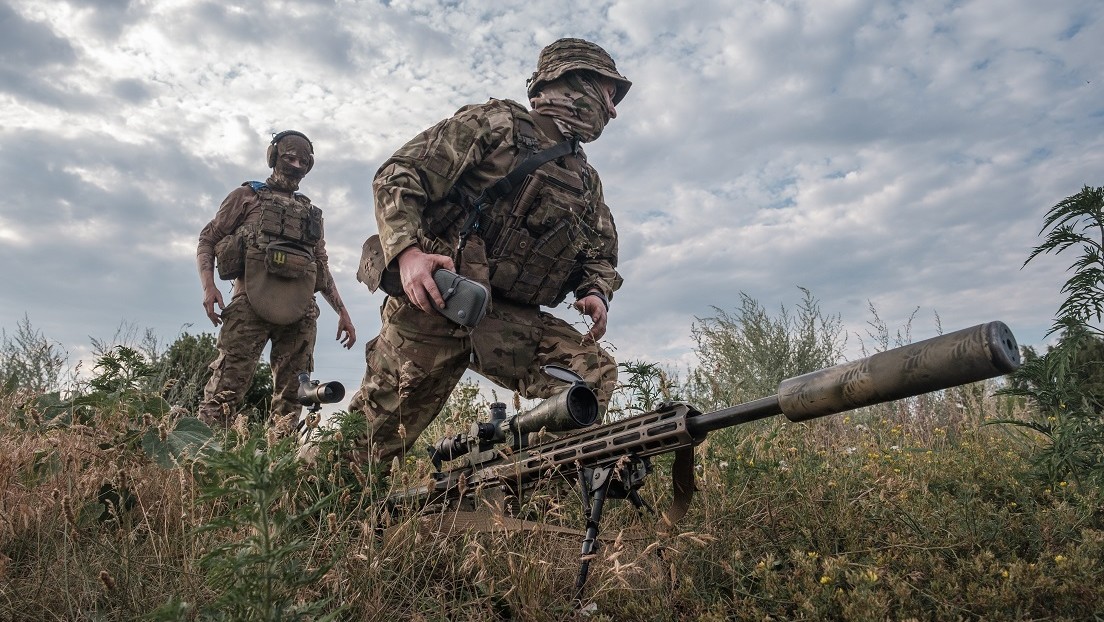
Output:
[573,465,614,607]
[627,490,655,516]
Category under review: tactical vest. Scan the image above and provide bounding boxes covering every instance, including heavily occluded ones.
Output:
[424,107,593,307]
[219,182,324,325]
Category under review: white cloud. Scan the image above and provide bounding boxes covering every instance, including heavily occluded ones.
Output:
[1,0,1100,405]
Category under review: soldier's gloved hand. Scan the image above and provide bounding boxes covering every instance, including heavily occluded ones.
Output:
[203,286,226,326]
[397,246,455,315]
[573,292,608,342]
[336,312,357,349]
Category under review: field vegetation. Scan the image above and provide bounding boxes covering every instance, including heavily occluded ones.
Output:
[1,187,1103,621]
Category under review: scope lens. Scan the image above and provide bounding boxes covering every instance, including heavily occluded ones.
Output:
[565,385,599,426]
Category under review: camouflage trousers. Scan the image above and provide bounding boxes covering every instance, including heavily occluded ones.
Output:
[348,296,617,467]
[198,295,319,425]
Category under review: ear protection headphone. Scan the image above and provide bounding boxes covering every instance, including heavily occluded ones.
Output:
[266,130,314,172]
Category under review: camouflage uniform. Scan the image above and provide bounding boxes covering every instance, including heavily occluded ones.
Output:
[351,39,631,465]
[197,179,335,424]
[203,294,319,421]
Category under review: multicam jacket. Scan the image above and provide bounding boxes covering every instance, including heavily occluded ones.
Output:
[373,98,622,307]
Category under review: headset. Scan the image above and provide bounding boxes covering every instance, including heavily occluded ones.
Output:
[267,130,314,172]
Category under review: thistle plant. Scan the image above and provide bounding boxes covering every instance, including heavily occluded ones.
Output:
[188,435,341,621]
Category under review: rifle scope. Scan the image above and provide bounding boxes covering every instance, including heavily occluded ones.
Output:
[494,383,599,444]
[429,383,600,466]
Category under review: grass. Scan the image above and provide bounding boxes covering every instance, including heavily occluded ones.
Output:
[0,378,1101,621]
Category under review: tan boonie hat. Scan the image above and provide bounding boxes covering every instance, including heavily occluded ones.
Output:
[527,38,632,105]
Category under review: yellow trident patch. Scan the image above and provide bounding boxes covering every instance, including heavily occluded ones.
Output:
[271,250,287,265]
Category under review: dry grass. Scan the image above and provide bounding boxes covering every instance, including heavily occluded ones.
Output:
[0,380,1100,621]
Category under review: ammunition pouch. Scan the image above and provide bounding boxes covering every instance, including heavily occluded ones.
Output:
[257,192,322,246]
[214,233,245,281]
[488,165,586,306]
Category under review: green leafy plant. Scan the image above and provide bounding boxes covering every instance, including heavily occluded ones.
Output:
[1025,185,1104,336]
[44,344,219,468]
[997,185,1104,485]
[609,360,680,417]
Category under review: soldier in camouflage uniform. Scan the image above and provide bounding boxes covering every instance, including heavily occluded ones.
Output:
[351,38,630,466]
[197,130,356,426]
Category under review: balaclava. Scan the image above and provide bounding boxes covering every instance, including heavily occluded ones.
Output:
[267,134,313,191]
[530,72,616,143]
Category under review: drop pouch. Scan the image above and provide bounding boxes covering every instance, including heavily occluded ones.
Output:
[244,244,317,325]
[432,268,489,328]
[264,241,313,279]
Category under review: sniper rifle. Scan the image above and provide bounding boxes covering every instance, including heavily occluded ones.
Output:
[389,321,1022,602]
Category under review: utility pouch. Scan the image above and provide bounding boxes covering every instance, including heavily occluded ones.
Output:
[214,234,245,281]
[357,234,404,296]
[264,242,314,279]
[432,268,489,328]
[484,161,586,306]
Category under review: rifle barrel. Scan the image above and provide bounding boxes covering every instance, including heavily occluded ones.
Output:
[687,321,1019,436]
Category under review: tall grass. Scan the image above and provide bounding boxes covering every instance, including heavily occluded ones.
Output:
[1,344,1100,621]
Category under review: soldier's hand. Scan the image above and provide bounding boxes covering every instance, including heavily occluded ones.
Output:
[336,313,357,349]
[203,287,226,326]
[397,246,455,315]
[573,294,608,342]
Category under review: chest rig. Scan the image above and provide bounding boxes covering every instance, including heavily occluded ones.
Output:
[247,181,323,253]
[425,110,594,307]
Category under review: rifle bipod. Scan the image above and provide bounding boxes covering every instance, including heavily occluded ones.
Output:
[572,457,653,606]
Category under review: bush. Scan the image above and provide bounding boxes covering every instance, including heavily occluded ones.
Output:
[684,288,845,411]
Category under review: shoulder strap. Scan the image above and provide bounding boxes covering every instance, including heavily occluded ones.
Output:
[455,124,578,259]
[472,138,576,208]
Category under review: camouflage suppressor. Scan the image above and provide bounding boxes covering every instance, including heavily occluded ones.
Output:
[688,320,1020,434]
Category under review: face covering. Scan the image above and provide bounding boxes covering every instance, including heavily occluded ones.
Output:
[529,73,614,143]
[267,135,312,191]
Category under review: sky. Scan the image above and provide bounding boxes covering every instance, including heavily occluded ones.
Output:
[1,0,1101,409]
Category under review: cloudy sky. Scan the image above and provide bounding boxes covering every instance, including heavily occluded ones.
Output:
[1,0,1100,404]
